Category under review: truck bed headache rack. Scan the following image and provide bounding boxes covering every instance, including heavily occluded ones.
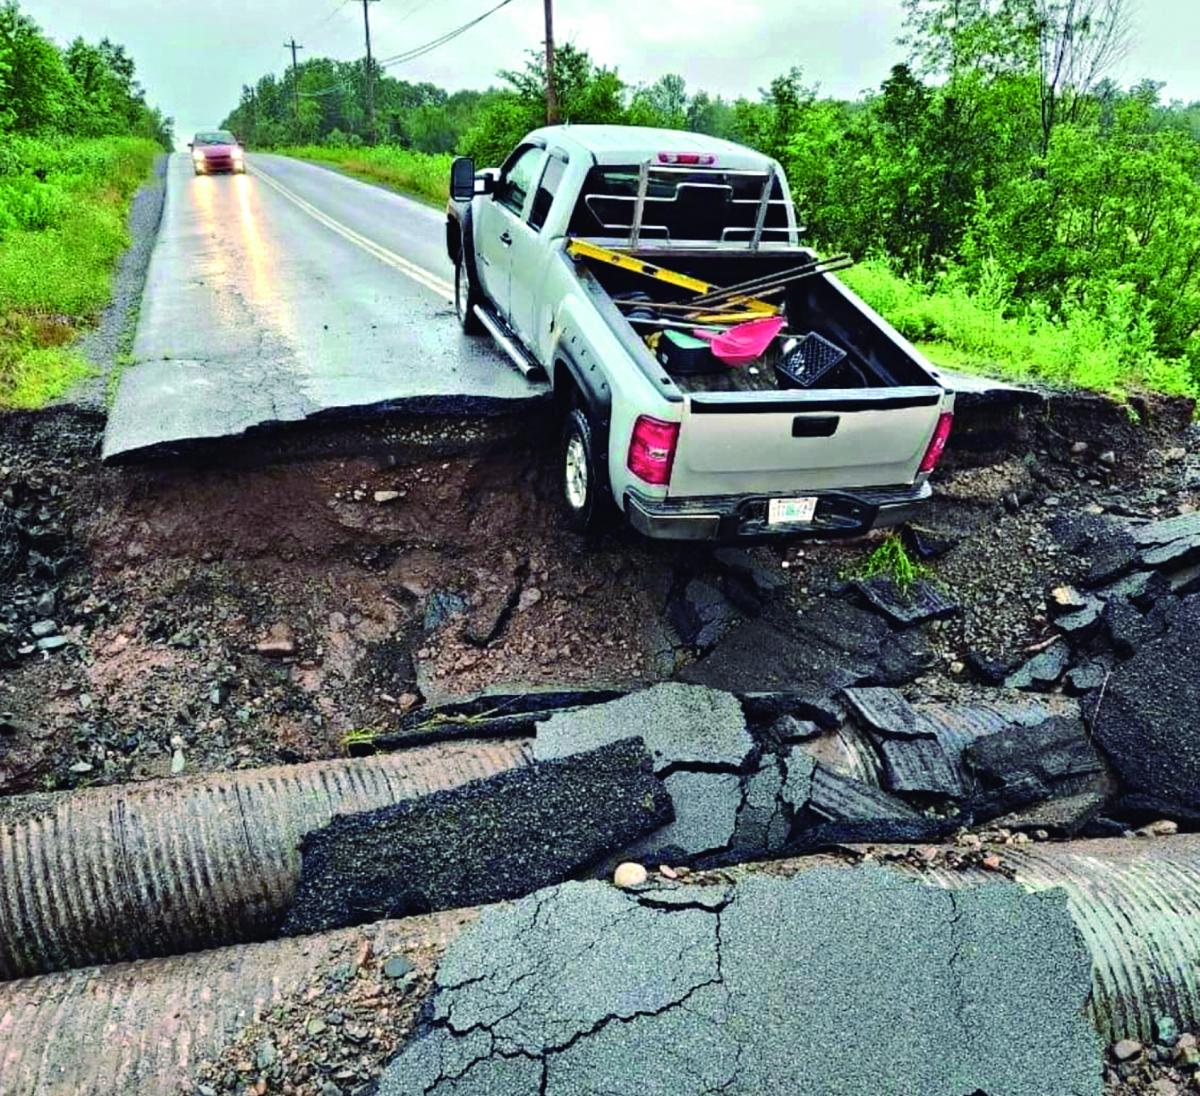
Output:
[577,160,792,249]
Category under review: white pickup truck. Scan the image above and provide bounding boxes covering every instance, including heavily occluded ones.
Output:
[446,125,953,541]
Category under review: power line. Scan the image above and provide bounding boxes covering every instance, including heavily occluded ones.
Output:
[305,0,352,34]
[375,0,517,69]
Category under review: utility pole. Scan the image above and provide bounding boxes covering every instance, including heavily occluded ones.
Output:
[361,0,380,142]
[284,38,304,121]
[543,0,558,124]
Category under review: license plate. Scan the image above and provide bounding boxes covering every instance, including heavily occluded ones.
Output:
[768,496,818,526]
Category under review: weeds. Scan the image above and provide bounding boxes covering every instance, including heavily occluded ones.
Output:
[341,727,379,748]
[854,535,929,598]
[0,135,159,408]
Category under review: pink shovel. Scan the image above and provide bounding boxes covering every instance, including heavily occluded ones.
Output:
[692,316,786,367]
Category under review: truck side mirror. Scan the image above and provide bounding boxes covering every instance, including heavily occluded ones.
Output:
[450,157,476,201]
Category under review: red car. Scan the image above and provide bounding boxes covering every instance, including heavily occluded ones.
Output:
[190,130,246,175]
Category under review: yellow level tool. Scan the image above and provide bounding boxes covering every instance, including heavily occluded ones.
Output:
[566,239,778,317]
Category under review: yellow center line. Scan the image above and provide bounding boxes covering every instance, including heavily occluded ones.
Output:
[248,163,454,302]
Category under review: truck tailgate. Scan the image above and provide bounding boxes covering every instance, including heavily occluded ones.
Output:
[668,388,944,497]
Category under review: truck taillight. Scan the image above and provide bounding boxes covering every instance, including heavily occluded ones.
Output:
[657,152,715,166]
[627,415,679,485]
[919,412,954,474]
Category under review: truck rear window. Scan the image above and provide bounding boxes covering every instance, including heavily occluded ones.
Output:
[568,166,790,243]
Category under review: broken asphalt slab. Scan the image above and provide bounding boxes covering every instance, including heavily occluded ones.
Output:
[848,576,961,628]
[963,716,1114,834]
[281,739,671,935]
[533,682,755,775]
[621,770,744,862]
[676,598,933,701]
[1091,594,1200,818]
[378,869,1100,1096]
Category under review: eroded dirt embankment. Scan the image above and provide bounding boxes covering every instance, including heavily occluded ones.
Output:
[0,392,1196,795]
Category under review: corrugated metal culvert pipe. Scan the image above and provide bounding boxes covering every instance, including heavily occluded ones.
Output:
[0,908,473,1096]
[0,739,532,979]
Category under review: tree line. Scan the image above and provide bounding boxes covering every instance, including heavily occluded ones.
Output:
[224,0,1200,383]
[0,1,173,148]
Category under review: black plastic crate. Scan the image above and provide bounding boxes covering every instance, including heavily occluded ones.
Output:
[775,332,847,389]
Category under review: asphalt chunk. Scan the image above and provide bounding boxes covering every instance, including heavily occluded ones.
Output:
[1092,594,1200,817]
[533,683,754,775]
[281,739,672,935]
[378,870,1099,1096]
[621,770,743,861]
[677,600,933,699]
[850,576,962,628]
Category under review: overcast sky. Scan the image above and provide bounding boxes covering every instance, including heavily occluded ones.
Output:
[27,0,1200,144]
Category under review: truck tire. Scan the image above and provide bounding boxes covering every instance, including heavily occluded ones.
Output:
[454,255,485,335]
[560,407,609,533]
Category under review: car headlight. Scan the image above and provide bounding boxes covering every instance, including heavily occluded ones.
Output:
[192,150,205,163]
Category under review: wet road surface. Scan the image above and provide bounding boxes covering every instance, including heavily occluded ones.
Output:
[103,154,546,461]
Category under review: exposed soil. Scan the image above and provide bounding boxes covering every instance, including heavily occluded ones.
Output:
[0,409,679,793]
[1,393,1196,796]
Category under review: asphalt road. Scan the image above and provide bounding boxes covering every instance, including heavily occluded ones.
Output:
[102,153,546,461]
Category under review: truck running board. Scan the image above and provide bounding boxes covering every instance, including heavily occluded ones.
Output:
[473,306,545,380]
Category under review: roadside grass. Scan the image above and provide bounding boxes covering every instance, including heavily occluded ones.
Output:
[277,144,452,206]
[840,259,1199,402]
[0,135,159,409]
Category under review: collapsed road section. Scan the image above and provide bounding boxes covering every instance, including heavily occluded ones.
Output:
[3,677,1200,1053]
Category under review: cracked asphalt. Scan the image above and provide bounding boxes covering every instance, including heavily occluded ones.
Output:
[103,154,547,461]
[379,870,1100,1096]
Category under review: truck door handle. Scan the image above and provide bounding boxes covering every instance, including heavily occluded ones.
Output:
[499,231,513,247]
[792,416,839,438]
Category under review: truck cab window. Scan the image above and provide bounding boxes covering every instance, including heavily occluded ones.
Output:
[528,156,567,232]
[496,147,543,217]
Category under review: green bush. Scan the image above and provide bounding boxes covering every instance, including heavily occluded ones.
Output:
[0,175,66,232]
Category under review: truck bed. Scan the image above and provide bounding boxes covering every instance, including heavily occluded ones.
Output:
[569,243,948,502]
[575,246,937,397]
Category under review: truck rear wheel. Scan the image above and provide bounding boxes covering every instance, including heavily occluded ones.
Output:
[455,255,484,335]
[560,407,608,533]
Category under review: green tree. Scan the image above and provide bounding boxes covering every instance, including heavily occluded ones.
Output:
[459,44,624,164]
[0,2,72,132]
[627,74,689,129]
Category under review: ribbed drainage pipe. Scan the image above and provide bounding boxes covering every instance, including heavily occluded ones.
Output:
[0,908,473,1096]
[909,835,1200,1045]
[0,740,532,979]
